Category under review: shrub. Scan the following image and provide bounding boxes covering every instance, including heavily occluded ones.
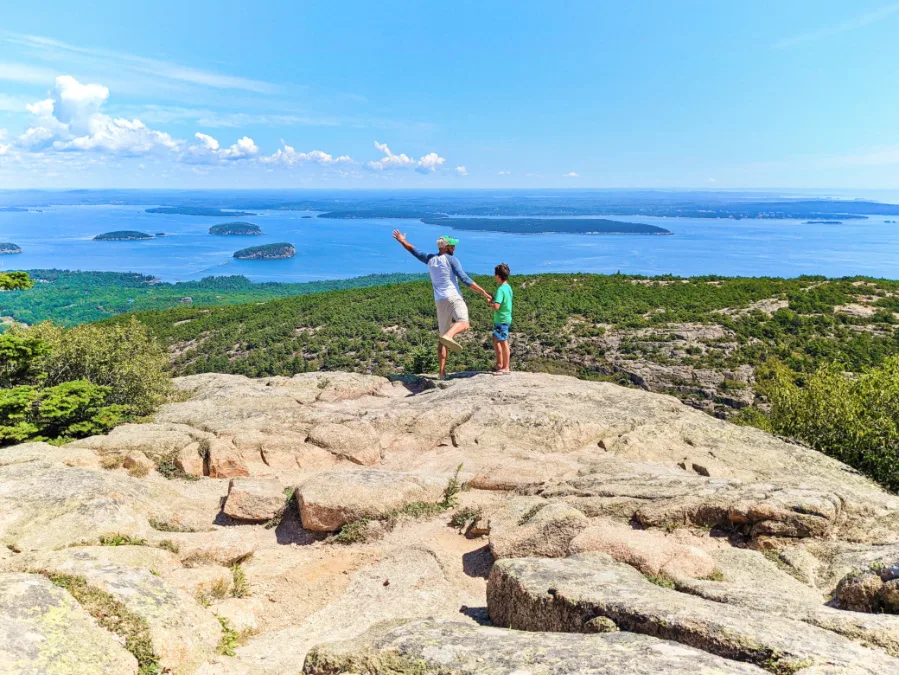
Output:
[20,317,171,415]
[0,271,33,291]
[0,380,125,444]
[404,343,438,374]
[0,334,48,387]
[762,356,899,491]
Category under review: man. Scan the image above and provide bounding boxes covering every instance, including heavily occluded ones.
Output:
[392,229,493,379]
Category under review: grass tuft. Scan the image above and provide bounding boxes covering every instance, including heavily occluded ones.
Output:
[98,533,148,547]
[449,506,482,530]
[230,563,249,598]
[644,573,676,589]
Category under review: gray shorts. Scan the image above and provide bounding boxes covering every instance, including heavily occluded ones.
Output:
[435,296,469,335]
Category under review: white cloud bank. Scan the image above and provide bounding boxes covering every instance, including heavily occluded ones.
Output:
[2,75,455,178]
[455,165,467,176]
[367,141,446,173]
[261,143,352,167]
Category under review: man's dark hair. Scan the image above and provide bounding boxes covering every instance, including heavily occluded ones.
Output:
[494,263,510,281]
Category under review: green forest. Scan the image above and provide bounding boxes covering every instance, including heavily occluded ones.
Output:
[118,272,899,380]
[0,270,426,326]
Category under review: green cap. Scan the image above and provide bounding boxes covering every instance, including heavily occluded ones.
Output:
[440,235,460,246]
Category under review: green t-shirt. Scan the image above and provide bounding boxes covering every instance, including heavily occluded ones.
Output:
[493,283,513,324]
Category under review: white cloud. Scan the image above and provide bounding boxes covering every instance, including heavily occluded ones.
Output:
[261,143,353,167]
[564,171,579,177]
[25,98,53,116]
[367,141,415,170]
[0,129,8,155]
[51,76,108,129]
[367,141,446,173]
[772,3,899,49]
[707,177,717,183]
[219,136,259,160]
[416,152,445,174]
[455,165,468,176]
[17,75,180,156]
[497,170,510,175]
[194,132,220,151]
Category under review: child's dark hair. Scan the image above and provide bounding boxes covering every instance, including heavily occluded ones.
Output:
[494,263,510,281]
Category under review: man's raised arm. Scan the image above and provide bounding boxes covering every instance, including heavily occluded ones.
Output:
[392,230,429,264]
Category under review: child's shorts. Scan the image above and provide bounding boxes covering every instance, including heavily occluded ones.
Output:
[493,323,510,342]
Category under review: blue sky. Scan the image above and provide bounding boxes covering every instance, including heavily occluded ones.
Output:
[1,0,898,189]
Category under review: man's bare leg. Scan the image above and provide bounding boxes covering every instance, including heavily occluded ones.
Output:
[442,321,470,341]
[500,340,511,372]
[438,343,448,379]
[493,335,502,371]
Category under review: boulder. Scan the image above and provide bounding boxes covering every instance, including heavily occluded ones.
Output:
[303,619,766,674]
[0,572,138,674]
[488,497,588,559]
[568,520,717,579]
[487,555,899,674]
[224,478,286,522]
[296,469,444,531]
[208,438,250,478]
[175,441,205,477]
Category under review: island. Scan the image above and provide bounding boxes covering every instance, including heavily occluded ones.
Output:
[804,220,842,225]
[210,221,263,236]
[0,207,29,213]
[301,215,314,219]
[146,207,256,217]
[0,243,22,254]
[156,232,167,237]
[233,242,296,260]
[93,231,154,241]
[420,217,671,235]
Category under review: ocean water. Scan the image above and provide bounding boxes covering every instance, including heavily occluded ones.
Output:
[0,204,897,281]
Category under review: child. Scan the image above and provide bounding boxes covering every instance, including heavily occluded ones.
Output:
[489,263,513,375]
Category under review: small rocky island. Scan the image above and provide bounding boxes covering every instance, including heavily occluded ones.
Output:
[209,221,263,236]
[233,242,295,259]
[93,231,154,241]
[0,243,22,254]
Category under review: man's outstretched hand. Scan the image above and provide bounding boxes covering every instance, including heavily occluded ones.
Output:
[392,230,407,245]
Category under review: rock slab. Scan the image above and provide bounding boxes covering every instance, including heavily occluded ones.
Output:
[0,572,138,674]
[296,469,445,531]
[302,618,766,674]
[487,554,899,674]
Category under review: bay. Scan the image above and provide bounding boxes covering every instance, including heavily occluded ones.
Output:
[0,204,897,282]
